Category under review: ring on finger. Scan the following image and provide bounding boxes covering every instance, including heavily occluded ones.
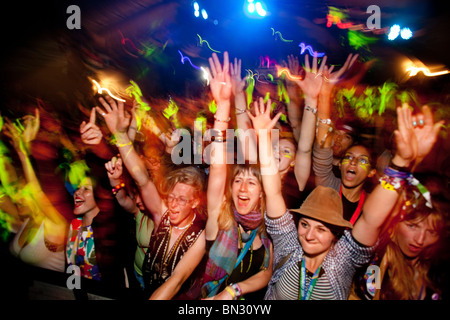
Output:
[412,121,417,127]
[418,119,424,126]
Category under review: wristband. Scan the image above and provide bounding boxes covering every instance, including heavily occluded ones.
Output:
[305,105,317,115]
[230,283,242,299]
[235,108,247,115]
[214,115,231,123]
[116,141,132,148]
[317,117,332,125]
[225,286,237,300]
[112,182,126,195]
[388,160,410,172]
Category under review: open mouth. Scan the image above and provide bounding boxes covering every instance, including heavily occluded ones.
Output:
[237,195,250,207]
[74,197,84,208]
[344,168,357,181]
[408,244,422,253]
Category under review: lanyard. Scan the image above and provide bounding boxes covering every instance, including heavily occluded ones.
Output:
[339,186,365,225]
[299,259,322,300]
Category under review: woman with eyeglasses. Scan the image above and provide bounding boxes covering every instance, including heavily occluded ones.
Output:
[96,96,207,300]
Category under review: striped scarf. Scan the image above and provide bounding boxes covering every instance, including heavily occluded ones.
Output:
[201,207,271,298]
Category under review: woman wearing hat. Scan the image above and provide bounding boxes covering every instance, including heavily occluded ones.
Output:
[249,99,443,300]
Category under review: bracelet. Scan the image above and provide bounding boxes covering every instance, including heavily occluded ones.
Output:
[317,117,332,125]
[235,108,247,115]
[214,115,231,123]
[112,182,126,195]
[129,126,137,131]
[225,286,237,300]
[116,141,133,148]
[305,105,317,115]
[230,283,242,299]
[388,160,409,172]
[209,129,227,143]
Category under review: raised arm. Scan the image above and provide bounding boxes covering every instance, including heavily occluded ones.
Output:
[352,104,443,247]
[96,96,164,225]
[293,54,327,191]
[105,155,139,216]
[230,57,257,163]
[316,53,359,147]
[204,51,233,240]
[247,97,284,219]
[282,54,303,142]
[3,109,67,228]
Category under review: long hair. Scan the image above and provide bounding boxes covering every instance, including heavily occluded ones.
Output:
[217,164,266,234]
[376,190,446,300]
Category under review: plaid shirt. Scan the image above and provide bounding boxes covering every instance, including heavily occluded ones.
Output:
[264,210,375,300]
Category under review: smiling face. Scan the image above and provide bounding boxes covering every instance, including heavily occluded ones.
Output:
[339,145,376,189]
[395,215,440,260]
[73,178,99,216]
[166,182,199,228]
[298,217,336,256]
[231,170,263,215]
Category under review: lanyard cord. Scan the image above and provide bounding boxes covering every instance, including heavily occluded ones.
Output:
[299,259,322,300]
[339,185,365,225]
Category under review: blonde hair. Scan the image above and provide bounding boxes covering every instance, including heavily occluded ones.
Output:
[376,198,445,300]
[217,164,266,234]
[160,166,206,213]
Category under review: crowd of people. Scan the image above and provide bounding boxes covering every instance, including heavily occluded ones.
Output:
[0,41,448,301]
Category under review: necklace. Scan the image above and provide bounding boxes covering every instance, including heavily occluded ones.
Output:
[172,213,196,230]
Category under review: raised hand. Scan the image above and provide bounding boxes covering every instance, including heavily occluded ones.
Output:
[3,108,40,154]
[105,156,123,181]
[321,53,359,93]
[294,54,327,100]
[96,96,131,135]
[80,107,103,145]
[247,97,282,133]
[230,57,246,96]
[205,52,232,105]
[392,104,444,168]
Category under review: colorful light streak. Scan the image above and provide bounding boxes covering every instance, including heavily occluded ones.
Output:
[299,43,325,58]
[197,34,221,53]
[91,80,126,102]
[405,66,449,77]
[178,50,201,70]
[271,28,293,42]
[276,67,303,81]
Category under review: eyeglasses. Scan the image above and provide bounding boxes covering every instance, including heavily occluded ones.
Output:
[166,194,193,207]
[342,154,370,166]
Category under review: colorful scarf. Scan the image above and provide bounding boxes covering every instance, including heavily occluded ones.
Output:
[201,207,271,298]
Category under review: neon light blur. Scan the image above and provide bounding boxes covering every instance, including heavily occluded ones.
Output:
[276,67,303,81]
[92,80,126,102]
[406,66,449,77]
[299,42,325,57]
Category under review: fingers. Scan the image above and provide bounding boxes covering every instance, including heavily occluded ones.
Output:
[312,54,318,74]
[208,57,217,78]
[304,54,310,72]
[98,96,113,113]
[223,51,229,74]
[318,55,327,74]
[89,107,96,124]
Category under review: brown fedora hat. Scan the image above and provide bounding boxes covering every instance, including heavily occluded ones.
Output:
[291,186,353,229]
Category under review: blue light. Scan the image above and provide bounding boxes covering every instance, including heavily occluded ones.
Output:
[194,10,199,17]
[201,9,208,19]
[255,2,266,17]
[388,24,400,40]
[193,2,199,11]
[248,3,255,13]
[400,27,413,40]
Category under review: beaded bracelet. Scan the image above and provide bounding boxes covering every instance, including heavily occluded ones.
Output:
[230,283,242,299]
[214,115,231,123]
[112,182,126,195]
[317,117,332,125]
